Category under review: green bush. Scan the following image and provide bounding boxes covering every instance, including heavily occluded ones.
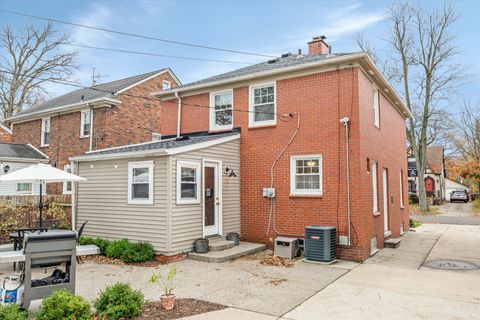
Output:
[36,289,91,320]
[80,236,111,256]
[410,218,422,228]
[0,304,28,320]
[120,241,155,263]
[94,283,144,320]
[106,239,130,259]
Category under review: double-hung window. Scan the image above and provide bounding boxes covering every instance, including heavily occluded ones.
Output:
[373,87,380,127]
[63,165,72,194]
[249,83,276,126]
[17,183,32,194]
[210,90,233,131]
[41,117,50,146]
[128,161,154,204]
[80,110,91,138]
[176,161,200,204]
[372,160,379,213]
[290,155,322,196]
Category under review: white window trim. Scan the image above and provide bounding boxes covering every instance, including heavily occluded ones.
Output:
[373,86,380,128]
[162,80,171,90]
[176,160,201,205]
[41,117,50,147]
[63,164,72,194]
[400,169,405,208]
[16,182,33,195]
[128,160,154,205]
[152,132,162,141]
[209,89,233,131]
[80,109,91,138]
[290,155,323,196]
[372,160,379,213]
[249,82,277,127]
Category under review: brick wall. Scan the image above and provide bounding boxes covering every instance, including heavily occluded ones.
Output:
[161,67,408,261]
[0,126,12,143]
[11,72,177,193]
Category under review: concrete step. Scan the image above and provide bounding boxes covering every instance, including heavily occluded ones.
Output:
[384,237,401,248]
[209,239,235,251]
[189,242,266,263]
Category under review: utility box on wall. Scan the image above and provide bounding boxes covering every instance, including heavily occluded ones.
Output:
[274,237,299,259]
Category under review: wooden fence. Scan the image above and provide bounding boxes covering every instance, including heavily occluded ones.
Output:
[0,194,71,206]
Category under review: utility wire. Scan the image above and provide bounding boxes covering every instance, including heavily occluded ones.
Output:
[0,9,276,58]
[0,69,285,117]
[10,36,253,65]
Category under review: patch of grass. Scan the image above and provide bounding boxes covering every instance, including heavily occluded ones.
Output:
[473,199,480,214]
[410,218,422,228]
[410,204,439,216]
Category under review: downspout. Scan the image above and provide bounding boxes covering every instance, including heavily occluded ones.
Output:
[89,105,94,152]
[71,160,76,231]
[340,117,352,245]
[175,92,182,138]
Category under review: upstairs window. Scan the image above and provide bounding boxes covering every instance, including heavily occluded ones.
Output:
[176,161,200,204]
[373,87,380,127]
[290,155,322,196]
[249,83,276,126]
[128,161,154,204]
[41,117,50,146]
[162,80,171,90]
[63,165,72,194]
[210,90,233,131]
[80,110,91,138]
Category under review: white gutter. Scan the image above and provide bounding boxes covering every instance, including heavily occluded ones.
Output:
[0,157,49,163]
[5,97,121,123]
[175,92,182,138]
[0,122,12,134]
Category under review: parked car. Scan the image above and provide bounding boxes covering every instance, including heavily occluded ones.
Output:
[450,190,468,203]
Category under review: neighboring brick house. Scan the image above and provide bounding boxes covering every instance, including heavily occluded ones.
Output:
[0,122,12,143]
[70,37,411,262]
[5,69,180,194]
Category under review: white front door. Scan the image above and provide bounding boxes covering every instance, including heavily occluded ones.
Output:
[203,160,222,237]
[383,168,389,232]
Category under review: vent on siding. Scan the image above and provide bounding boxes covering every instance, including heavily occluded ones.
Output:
[305,226,336,262]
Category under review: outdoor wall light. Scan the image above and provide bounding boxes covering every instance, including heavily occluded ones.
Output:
[3,164,10,173]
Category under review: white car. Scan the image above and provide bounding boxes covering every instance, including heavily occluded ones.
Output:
[450,190,468,203]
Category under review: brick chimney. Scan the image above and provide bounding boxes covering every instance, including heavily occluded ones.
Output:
[308,35,330,55]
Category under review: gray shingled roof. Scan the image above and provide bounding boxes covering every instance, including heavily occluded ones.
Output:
[86,131,239,157]
[0,143,48,160]
[15,69,166,117]
[176,53,356,89]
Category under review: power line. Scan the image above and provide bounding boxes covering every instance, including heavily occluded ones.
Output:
[0,69,286,117]
[0,9,276,58]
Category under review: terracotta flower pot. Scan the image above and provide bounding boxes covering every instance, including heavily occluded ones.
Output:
[161,294,176,310]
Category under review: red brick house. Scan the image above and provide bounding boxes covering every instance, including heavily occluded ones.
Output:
[0,122,12,143]
[71,37,411,262]
[5,69,180,194]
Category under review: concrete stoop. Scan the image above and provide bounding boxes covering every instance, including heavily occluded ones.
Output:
[384,237,401,248]
[189,242,266,263]
[209,239,235,251]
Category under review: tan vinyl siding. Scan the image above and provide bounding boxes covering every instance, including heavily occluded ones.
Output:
[170,139,240,252]
[76,157,168,252]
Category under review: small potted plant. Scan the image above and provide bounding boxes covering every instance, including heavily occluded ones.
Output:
[149,265,177,310]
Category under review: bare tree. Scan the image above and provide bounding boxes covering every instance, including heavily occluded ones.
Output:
[448,100,480,162]
[0,23,78,119]
[355,2,466,211]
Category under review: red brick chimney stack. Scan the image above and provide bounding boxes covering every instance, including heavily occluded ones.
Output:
[308,35,330,55]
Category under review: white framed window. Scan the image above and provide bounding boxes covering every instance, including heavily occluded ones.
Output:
[210,90,233,131]
[372,160,379,212]
[128,161,154,205]
[152,132,162,141]
[63,165,72,194]
[249,82,276,127]
[399,169,404,208]
[16,183,32,194]
[162,80,171,90]
[373,87,380,127]
[290,155,322,196]
[41,117,50,146]
[176,161,201,204]
[80,109,91,138]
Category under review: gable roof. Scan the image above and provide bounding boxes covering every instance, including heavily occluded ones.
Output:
[7,69,180,122]
[71,131,240,161]
[0,122,12,134]
[0,143,49,161]
[426,146,444,175]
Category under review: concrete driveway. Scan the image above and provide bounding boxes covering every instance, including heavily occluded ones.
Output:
[412,201,480,225]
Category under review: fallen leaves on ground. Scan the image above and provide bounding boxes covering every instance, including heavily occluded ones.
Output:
[260,255,295,267]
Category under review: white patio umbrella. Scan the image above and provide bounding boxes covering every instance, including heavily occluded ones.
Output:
[0,163,86,227]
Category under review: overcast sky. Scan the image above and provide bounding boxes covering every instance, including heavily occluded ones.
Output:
[1,0,479,110]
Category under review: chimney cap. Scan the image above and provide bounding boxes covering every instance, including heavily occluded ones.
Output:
[311,35,327,41]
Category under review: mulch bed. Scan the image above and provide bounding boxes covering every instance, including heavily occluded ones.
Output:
[80,254,187,267]
[134,298,226,320]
